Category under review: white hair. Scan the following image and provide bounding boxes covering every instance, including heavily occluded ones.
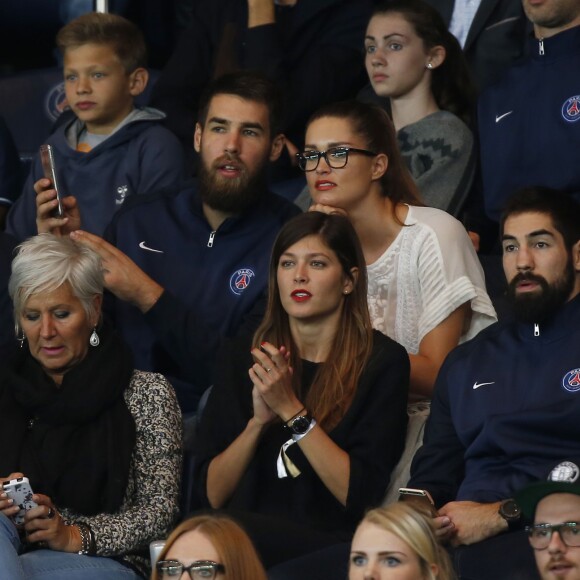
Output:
[9,234,104,329]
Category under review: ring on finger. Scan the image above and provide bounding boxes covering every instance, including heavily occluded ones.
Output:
[265,367,272,373]
[46,507,56,519]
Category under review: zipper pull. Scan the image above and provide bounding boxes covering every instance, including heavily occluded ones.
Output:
[534,323,540,337]
[207,231,216,248]
[539,38,545,55]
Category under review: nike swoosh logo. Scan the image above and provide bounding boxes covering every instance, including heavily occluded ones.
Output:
[139,241,164,253]
[495,111,513,123]
[473,381,495,390]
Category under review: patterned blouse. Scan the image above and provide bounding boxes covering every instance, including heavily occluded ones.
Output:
[59,370,182,577]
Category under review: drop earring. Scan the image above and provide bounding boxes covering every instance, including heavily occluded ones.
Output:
[89,327,100,347]
[16,332,26,348]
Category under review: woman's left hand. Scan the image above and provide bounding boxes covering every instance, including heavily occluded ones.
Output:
[24,494,76,551]
[249,343,302,421]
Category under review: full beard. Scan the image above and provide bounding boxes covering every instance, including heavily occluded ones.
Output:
[198,152,268,214]
[507,259,576,323]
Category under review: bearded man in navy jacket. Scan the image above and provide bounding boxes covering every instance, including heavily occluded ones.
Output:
[36,71,300,412]
[405,187,580,579]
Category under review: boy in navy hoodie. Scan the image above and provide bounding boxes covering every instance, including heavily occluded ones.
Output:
[6,12,185,241]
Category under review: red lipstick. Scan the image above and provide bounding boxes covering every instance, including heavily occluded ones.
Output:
[291,289,312,302]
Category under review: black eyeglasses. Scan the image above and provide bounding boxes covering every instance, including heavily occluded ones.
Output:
[156,559,225,579]
[296,146,377,172]
[526,522,580,550]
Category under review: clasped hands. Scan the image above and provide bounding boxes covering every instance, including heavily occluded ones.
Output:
[249,342,303,426]
[0,472,75,551]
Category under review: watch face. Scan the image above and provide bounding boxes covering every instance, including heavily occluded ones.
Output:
[500,499,521,520]
[290,415,311,435]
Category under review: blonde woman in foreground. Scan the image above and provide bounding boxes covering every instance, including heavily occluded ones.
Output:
[350,503,455,580]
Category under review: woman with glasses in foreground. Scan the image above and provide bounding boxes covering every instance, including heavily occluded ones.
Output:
[152,514,266,580]
[194,212,409,569]
[299,99,496,501]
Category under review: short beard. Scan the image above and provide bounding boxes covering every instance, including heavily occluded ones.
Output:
[507,259,576,323]
[198,152,268,214]
[524,1,580,30]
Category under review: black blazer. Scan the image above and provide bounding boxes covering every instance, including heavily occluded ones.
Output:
[425,0,530,91]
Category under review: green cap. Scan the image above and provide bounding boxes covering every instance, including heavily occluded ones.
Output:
[516,461,580,518]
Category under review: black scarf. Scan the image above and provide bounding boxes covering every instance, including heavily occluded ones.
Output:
[0,324,136,516]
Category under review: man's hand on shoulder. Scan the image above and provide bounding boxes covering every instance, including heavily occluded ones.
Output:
[70,230,164,313]
[439,501,507,546]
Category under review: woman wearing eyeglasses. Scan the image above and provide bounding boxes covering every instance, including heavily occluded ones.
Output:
[152,514,266,580]
[299,99,496,500]
[194,212,409,569]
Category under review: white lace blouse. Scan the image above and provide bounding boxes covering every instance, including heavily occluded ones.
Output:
[367,205,496,355]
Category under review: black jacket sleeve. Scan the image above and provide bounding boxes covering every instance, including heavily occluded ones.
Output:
[242,0,372,146]
[150,0,373,150]
[0,116,22,206]
[0,233,16,356]
[408,357,466,507]
[142,288,267,395]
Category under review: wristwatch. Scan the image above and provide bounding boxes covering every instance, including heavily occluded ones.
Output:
[498,498,521,530]
[285,412,314,435]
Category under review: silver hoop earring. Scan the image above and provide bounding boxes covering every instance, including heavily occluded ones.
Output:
[89,327,100,347]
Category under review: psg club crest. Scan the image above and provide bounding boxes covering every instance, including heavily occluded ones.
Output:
[562,368,580,393]
[562,96,580,123]
[229,268,255,296]
[45,82,70,122]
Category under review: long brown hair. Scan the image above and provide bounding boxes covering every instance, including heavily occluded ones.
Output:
[253,212,373,431]
[151,514,267,580]
[307,100,423,218]
[371,0,476,127]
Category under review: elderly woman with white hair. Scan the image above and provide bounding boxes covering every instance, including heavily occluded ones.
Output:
[0,234,182,580]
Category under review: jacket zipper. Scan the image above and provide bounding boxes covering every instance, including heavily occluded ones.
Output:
[539,38,545,55]
[534,323,540,337]
[207,231,216,248]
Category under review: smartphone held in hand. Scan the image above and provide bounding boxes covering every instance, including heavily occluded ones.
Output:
[2,476,38,525]
[40,144,64,218]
